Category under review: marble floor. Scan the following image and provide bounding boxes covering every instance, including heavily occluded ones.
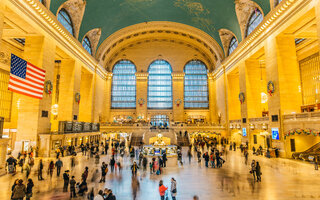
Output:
[2,148,320,200]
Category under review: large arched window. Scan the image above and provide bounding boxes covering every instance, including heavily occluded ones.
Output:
[228,37,238,56]
[275,0,283,6]
[111,60,137,108]
[184,60,209,109]
[246,9,263,37]
[57,9,74,36]
[148,60,172,109]
[39,0,46,6]
[82,36,92,55]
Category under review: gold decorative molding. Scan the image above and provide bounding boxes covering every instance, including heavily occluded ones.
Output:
[172,72,185,80]
[214,0,305,80]
[9,0,107,79]
[135,72,149,80]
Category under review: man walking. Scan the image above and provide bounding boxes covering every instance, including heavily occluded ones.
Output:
[63,170,70,192]
[55,158,63,176]
[70,176,76,198]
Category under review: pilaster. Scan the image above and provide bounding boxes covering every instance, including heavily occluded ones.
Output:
[105,72,113,122]
[79,70,94,122]
[15,36,55,155]
[172,72,184,122]
[208,73,217,123]
[135,72,148,120]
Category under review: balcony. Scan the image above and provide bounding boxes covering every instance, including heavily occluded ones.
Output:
[283,112,320,132]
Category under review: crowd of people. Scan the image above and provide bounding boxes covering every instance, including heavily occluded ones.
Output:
[5,134,269,200]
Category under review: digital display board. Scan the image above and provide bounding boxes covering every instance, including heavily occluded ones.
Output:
[272,128,279,140]
[242,128,247,136]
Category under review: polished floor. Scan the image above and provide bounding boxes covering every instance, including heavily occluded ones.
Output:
[1,148,320,200]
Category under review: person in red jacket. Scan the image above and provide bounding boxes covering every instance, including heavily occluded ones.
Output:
[158,180,168,200]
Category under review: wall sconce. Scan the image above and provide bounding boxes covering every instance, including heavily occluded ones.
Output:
[249,124,255,129]
[262,123,268,130]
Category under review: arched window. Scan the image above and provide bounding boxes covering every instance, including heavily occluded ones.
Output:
[82,36,92,55]
[246,9,263,37]
[57,9,74,36]
[148,60,172,109]
[111,60,137,108]
[228,37,238,56]
[184,60,209,109]
[39,0,46,6]
[275,0,283,6]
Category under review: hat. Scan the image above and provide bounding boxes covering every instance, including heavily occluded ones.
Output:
[65,170,70,172]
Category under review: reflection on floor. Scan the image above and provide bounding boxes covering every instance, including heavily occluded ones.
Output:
[1,148,320,200]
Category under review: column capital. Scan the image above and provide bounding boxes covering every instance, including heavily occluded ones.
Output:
[172,72,185,80]
[208,73,215,80]
[135,72,149,80]
[106,72,113,80]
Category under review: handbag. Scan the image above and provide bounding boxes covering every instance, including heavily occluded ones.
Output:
[172,189,177,193]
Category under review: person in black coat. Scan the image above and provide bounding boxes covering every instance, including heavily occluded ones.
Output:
[70,176,76,198]
[162,152,167,168]
[63,170,70,192]
[110,156,115,173]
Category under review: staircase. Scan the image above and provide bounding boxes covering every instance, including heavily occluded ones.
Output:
[130,136,143,146]
[177,135,190,146]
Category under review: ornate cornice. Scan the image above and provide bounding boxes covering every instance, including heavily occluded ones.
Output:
[135,72,149,80]
[172,72,185,80]
[214,0,308,80]
[8,0,107,79]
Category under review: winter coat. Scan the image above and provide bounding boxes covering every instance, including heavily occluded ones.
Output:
[159,185,168,197]
[171,180,177,197]
[12,184,26,199]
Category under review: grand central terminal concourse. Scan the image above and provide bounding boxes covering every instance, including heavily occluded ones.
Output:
[2,0,320,199]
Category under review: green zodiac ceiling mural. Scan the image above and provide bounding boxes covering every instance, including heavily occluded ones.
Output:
[50,0,270,48]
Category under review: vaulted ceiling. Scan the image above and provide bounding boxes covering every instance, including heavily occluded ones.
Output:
[50,0,270,48]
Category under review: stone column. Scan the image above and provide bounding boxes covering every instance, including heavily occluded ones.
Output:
[172,72,184,122]
[57,60,81,122]
[104,72,113,122]
[0,0,5,49]
[239,61,249,145]
[14,36,55,156]
[265,36,301,156]
[79,70,94,122]
[245,59,264,118]
[208,73,217,123]
[135,72,148,121]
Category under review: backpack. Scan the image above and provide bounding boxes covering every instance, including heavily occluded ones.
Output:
[105,167,109,173]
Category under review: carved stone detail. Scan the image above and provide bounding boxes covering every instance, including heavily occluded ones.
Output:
[235,0,264,40]
[219,29,238,56]
[0,51,10,65]
[57,0,86,39]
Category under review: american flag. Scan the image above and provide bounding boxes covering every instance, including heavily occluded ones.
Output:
[8,54,46,99]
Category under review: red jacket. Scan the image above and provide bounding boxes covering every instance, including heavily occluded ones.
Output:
[159,185,168,196]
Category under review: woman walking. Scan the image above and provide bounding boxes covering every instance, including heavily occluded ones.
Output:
[26,179,34,200]
[48,161,54,178]
[12,179,26,200]
[251,160,256,181]
[255,162,262,182]
[159,180,168,200]
[171,178,177,200]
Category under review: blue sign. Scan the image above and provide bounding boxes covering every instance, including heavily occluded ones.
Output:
[242,128,247,136]
[272,128,279,140]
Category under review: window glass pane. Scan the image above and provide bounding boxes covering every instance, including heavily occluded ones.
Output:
[184,60,208,109]
[246,9,263,37]
[82,37,92,55]
[228,37,238,56]
[148,60,172,109]
[111,60,137,108]
[57,9,74,36]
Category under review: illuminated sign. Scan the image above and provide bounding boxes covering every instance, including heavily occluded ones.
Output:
[272,128,279,140]
[242,128,247,136]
